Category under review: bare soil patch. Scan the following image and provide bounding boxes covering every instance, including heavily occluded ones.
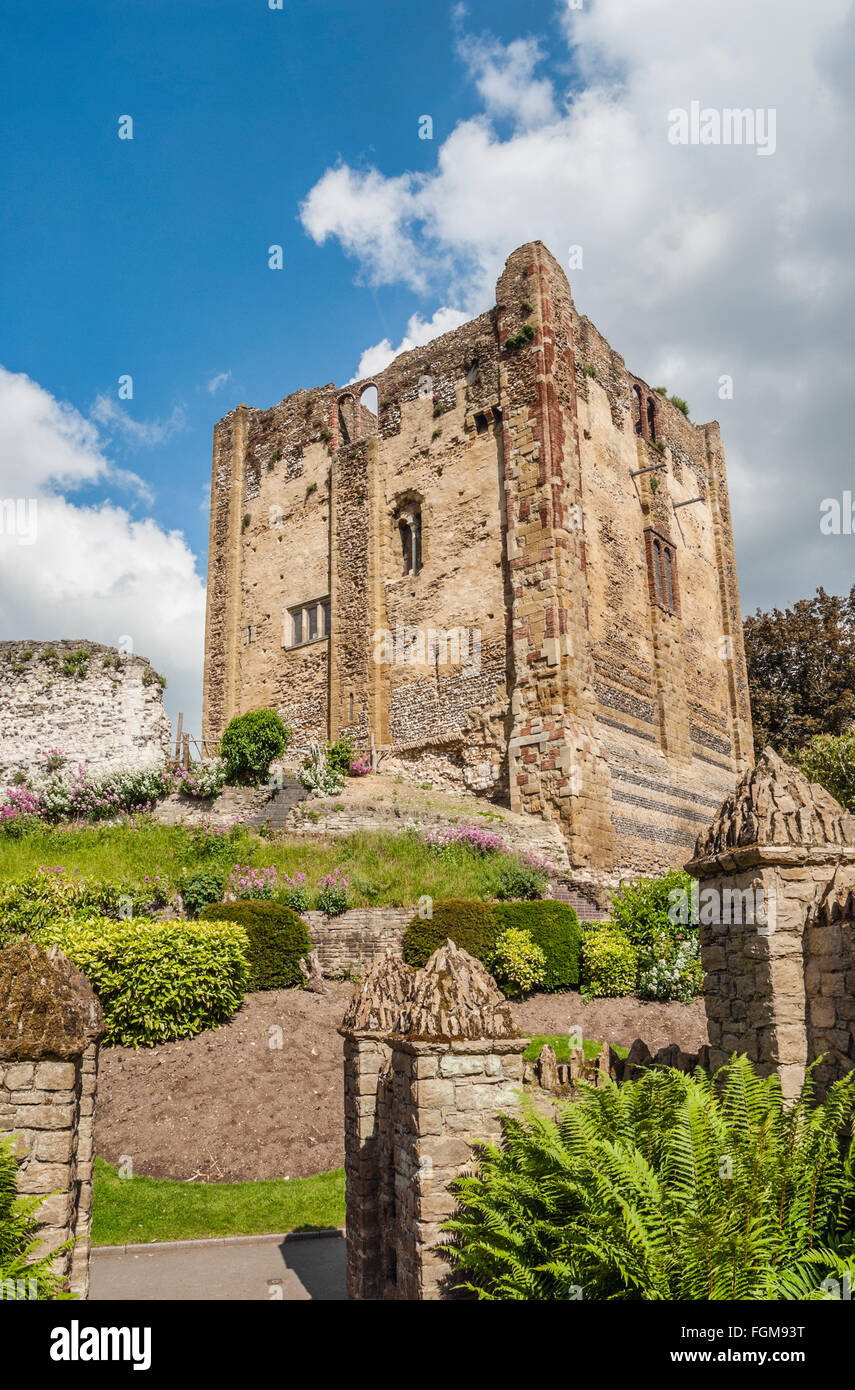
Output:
[96,987,708,1182]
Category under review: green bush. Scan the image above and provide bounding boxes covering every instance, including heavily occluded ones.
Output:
[403,899,581,993]
[489,928,545,997]
[581,928,637,997]
[326,734,355,778]
[0,869,170,943]
[181,869,225,918]
[199,901,312,990]
[31,917,249,1046]
[609,869,694,946]
[219,708,291,786]
[494,862,546,901]
[444,1057,855,1300]
[0,1135,70,1299]
[491,901,581,992]
[402,900,498,969]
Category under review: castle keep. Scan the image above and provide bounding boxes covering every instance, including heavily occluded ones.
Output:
[203,241,753,881]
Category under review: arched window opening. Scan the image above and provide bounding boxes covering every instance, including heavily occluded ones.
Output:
[359,385,379,437]
[632,384,644,436]
[646,396,657,442]
[348,693,355,724]
[394,501,422,577]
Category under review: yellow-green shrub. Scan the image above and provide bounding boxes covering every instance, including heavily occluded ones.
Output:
[32,916,249,1047]
[581,928,637,998]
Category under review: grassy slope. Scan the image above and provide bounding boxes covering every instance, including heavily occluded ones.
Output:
[92,1159,345,1246]
[0,822,536,909]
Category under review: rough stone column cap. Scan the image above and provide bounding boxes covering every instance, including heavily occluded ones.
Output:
[687,747,855,873]
[396,940,520,1043]
[0,939,105,1060]
[339,948,415,1036]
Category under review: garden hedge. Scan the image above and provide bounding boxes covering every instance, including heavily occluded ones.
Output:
[31,916,249,1047]
[491,901,582,992]
[402,898,581,991]
[199,901,312,990]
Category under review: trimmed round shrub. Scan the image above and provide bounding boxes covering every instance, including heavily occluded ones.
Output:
[402,900,499,969]
[489,928,546,997]
[491,901,582,991]
[219,708,291,786]
[199,901,312,990]
[581,928,637,998]
[32,916,249,1047]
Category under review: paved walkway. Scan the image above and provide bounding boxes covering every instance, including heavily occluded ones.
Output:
[90,1230,347,1301]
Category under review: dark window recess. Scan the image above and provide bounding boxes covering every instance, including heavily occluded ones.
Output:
[644,529,680,618]
[475,412,488,434]
[395,503,422,576]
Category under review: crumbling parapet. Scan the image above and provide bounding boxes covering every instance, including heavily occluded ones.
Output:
[0,938,105,1298]
[686,747,855,1098]
[340,941,528,1300]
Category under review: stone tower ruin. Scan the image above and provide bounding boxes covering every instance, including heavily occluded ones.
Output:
[203,241,752,881]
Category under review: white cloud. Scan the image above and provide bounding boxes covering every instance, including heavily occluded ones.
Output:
[0,367,206,736]
[206,370,232,395]
[300,0,855,614]
[91,393,187,450]
[460,36,558,131]
[351,307,470,380]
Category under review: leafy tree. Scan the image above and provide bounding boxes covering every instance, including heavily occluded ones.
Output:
[794,730,855,813]
[444,1057,855,1300]
[743,585,855,754]
[219,708,291,786]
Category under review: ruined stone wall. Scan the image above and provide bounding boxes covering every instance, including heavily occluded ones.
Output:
[0,640,171,786]
[203,239,752,878]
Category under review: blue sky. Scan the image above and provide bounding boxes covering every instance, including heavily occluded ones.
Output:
[1,0,853,734]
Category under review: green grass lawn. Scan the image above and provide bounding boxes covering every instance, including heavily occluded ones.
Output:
[523,1035,630,1063]
[92,1158,346,1246]
[0,820,540,910]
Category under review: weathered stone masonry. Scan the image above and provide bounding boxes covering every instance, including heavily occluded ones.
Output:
[0,639,171,786]
[203,241,753,880]
[688,749,855,1100]
[0,939,105,1299]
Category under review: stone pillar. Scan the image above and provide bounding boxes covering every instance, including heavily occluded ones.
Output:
[341,940,527,1300]
[0,938,105,1297]
[339,950,415,1301]
[687,748,855,1099]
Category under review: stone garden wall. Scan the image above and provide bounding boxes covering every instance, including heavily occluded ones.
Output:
[305,908,411,978]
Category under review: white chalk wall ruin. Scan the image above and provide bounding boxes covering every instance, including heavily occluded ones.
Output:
[0,640,171,785]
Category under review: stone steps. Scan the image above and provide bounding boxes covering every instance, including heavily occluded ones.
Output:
[248,779,310,831]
